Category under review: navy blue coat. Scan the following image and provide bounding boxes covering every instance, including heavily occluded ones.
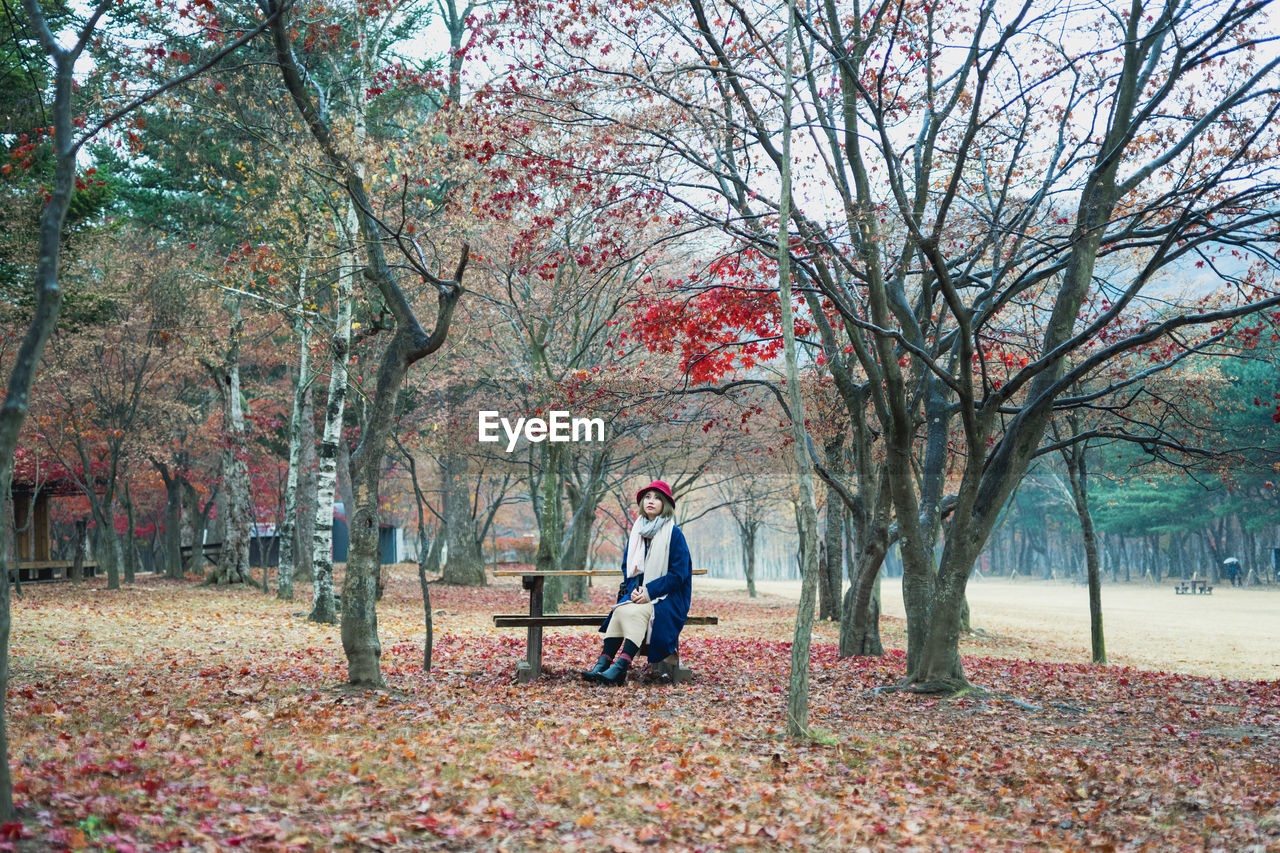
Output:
[599,525,692,662]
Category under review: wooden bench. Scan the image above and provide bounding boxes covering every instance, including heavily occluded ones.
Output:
[492,569,717,684]
[492,613,719,683]
[8,560,99,583]
[179,542,223,567]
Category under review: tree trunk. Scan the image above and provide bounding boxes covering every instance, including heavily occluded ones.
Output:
[424,522,444,575]
[209,300,253,586]
[343,456,384,687]
[403,448,435,671]
[561,452,606,603]
[181,480,198,573]
[818,437,844,620]
[776,23,822,736]
[441,452,485,586]
[182,480,216,576]
[0,6,82,817]
[840,476,891,658]
[843,545,888,657]
[1062,439,1105,664]
[88,498,120,590]
[267,0,466,686]
[561,492,595,603]
[740,521,758,598]
[295,384,317,584]
[161,464,182,579]
[419,544,434,673]
[121,485,137,585]
[71,519,87,583]
[308,207,356,624]
[277,245,314,602]
[533,444,565,613]
[1242,527,1257,585]
[340,437,369,602]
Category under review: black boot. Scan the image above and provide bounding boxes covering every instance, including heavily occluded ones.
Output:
[581,655,611,683]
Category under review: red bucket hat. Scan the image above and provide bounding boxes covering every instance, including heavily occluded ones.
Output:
[635,480,676,509]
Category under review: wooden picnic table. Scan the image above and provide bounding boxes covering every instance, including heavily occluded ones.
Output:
[179,542,223,566]
[492,568,713,683]
[1174,579,1213,595]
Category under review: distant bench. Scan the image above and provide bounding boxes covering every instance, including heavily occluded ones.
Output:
[1175,580,1213,595]
[492,569,718,684]
[8,560,99,583]
[179,542,223,566]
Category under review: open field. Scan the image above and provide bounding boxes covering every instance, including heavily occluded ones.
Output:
[698,576,1280,681]
[4,567,1278,851]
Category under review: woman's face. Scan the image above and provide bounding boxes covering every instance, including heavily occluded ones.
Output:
[640,490,665,520]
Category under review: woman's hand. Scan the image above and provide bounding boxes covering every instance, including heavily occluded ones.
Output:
[630,585,651,604]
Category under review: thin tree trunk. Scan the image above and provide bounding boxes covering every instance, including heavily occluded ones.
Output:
[71,519,87,582]
[0,4,82,817]
[159,462,182,579]
[121,483,137,584]
[561,452,605,603]
[295,384,317,584]
[277,240,314,601]
[210,300,253,586]
[777,10,821,737]
[740,521,758,598]
[401,446,435,671]
[182,480,217,576]
[87,496,120,590]
[1062,437,1105,664]
[309,208,356,624]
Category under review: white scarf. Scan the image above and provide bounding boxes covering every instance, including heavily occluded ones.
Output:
[626,514,673,602]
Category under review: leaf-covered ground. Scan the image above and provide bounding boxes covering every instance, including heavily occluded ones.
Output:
[6,566,1278,851]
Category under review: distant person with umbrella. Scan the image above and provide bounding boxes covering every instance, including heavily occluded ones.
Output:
[1223,556,1242,587]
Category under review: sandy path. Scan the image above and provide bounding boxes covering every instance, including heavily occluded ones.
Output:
[695,576,1280,681]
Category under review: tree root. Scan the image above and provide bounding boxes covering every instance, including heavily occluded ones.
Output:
[867,677,973,697]
[867,679,1090,715]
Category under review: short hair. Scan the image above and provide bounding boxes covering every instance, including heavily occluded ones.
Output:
[641,489,676,519]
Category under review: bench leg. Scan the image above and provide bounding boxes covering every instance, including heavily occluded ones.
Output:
[650,652,694,684]
[517,625,543,684]
[517,575,545,683]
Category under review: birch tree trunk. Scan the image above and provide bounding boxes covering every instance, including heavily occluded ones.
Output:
[210,299,253,586]
[295,385,318,583]
[277,241,314,601]
[309,208,356,624]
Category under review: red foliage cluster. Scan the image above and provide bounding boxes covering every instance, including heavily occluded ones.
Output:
[632,249,814,384]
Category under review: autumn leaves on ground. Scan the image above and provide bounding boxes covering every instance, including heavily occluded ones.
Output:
[8,569,1278,852]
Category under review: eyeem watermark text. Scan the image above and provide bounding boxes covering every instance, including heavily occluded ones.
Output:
[478,411,606,452]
